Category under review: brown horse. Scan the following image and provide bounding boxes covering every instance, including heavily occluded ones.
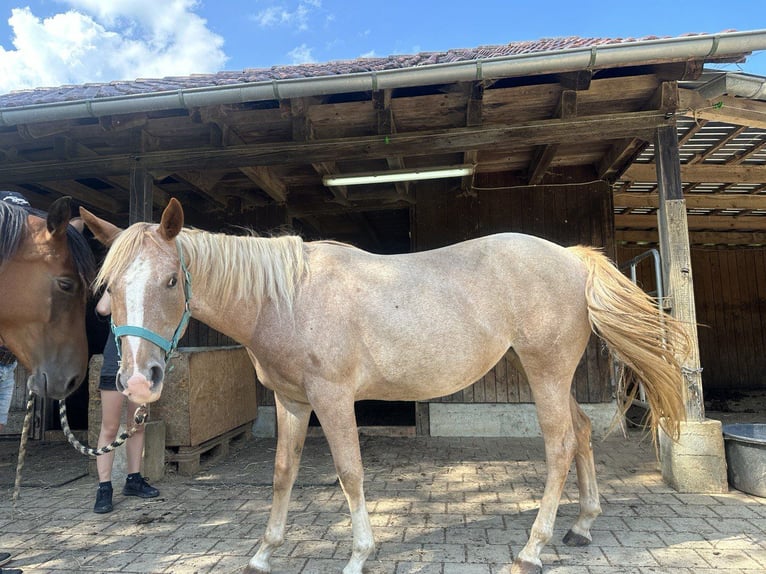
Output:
[82,198,687,574]
[0,196,95,399]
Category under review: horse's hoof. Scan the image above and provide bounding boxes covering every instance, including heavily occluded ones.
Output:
[508,559,542,574]
[563,529,592,546]
[242,566,269,574]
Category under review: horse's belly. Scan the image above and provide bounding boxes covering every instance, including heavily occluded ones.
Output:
[356,340,511,402]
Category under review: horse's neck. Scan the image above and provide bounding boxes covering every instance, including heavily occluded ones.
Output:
[187,275,259,345]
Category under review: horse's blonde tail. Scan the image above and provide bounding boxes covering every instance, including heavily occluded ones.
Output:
[569,246,689,440]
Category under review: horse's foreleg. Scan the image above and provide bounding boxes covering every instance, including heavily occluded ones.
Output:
[563,395,601,547]
[506,377,579,574]
[312,394,374,574]
[246,394,311,574]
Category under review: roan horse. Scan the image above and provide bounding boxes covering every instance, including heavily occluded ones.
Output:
[0,196,95,399]
[82,198,688,574]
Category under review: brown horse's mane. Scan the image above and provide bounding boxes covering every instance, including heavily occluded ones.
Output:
[0,201,95,282]
[96,224,307,314]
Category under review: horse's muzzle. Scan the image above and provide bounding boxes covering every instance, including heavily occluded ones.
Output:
[27,370,83,400]
[118,364,164,404]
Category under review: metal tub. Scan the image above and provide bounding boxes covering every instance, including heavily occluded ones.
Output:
[722,423,766,498]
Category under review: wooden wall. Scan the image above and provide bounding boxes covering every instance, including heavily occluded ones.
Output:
[618,245,766,394]
[414,176,615,404]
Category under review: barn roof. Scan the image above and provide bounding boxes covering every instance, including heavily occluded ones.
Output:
[0,29,765,248]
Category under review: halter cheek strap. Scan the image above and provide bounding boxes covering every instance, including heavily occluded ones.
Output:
[111,241,192,362]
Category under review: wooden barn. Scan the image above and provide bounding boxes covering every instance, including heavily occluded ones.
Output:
[1,29,766,488]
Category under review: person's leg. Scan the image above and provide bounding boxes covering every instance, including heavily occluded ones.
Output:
[122,400,159,498]
[0,361,17,433]
[93,390,124,513]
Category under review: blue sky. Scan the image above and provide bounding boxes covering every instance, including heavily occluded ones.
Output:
[0,0,764,94]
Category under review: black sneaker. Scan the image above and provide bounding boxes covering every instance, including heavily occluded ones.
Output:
[0,569,23,574]
[93,484,113,514]
[123,475,159,498]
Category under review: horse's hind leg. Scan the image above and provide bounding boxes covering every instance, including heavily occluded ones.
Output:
[311,393,374,574]
[246,393,311,574]
[563,395,602,547]
[503,360,580,574]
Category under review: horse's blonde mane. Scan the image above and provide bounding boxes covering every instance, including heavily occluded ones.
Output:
[95,224,307,313]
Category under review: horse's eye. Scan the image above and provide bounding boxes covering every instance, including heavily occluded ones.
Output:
[106,286,112,294]
[57,278,75,293]
[167,275,178,288]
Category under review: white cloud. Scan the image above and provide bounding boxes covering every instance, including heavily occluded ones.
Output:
[0,1,227,94]
[288,43,315,64]
[251,1,321,33]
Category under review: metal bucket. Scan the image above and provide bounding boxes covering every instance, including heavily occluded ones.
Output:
[722,423,766,498]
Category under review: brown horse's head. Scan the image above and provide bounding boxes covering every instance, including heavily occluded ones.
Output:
[0,196,96,399]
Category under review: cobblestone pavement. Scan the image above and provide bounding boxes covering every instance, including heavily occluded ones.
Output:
[1,428,765,574]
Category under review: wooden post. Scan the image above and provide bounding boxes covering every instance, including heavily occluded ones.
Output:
[129,167,153,225]
[654,123,727,493]
[654,124,704,421]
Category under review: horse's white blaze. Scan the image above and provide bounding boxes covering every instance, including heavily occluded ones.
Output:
[123,255,153,370]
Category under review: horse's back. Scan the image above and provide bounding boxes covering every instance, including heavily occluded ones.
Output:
[271,233,591,401]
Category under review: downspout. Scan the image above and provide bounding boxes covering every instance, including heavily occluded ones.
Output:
[1,29,765,126]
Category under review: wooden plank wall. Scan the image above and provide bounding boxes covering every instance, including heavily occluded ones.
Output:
[414,176,615,404]
[618,245,766,393]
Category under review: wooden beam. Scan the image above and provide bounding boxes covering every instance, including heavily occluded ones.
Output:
[528,90,577,185]
[688,125,747,165]
[616,228,766,245]
[462,82,484,191]
[679,90,766,129]
[597,138,645,180]
[623,163,766,184]
[618,213,766,231]
[129,167,154,224]
[614,192,766,210]
[654,123,704,420]
[373,89,409,197]
[0,109,674,183]
[239,166,288,203]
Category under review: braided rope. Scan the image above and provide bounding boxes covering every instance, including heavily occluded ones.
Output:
[59,400,147,457]
[12,390,35,509]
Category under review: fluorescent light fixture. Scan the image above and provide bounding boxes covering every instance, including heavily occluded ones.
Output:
[323,164,474,186]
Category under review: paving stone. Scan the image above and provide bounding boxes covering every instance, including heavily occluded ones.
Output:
[2,432,765,573]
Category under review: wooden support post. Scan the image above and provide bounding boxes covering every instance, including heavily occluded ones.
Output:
[654,124,727,493]
[655,124,704,421]
[129,167,153,225]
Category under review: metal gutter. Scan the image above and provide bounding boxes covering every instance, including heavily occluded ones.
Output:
[1,29,766,127]
[696,72,766,100]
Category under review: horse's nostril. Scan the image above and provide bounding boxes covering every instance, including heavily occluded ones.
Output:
[149,365,164,387]
[65,376,79,395]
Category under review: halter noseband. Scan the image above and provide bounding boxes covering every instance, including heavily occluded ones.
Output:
[111,241,192,362]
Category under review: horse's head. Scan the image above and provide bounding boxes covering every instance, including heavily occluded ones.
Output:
[0,196,95,399]
[81,198,187,404]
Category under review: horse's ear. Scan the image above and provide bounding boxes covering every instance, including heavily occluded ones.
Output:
[47,196,72,238]
[79,207,122,246]
[159,198,184,240]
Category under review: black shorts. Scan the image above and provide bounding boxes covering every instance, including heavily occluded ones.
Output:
[98,331,120,392]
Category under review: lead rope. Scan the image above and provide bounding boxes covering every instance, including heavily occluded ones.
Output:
[11,394,147,507]
[59,400,147,456]
[12,390,35,510]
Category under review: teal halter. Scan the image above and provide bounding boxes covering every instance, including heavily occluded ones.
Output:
[111,241,192,362]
